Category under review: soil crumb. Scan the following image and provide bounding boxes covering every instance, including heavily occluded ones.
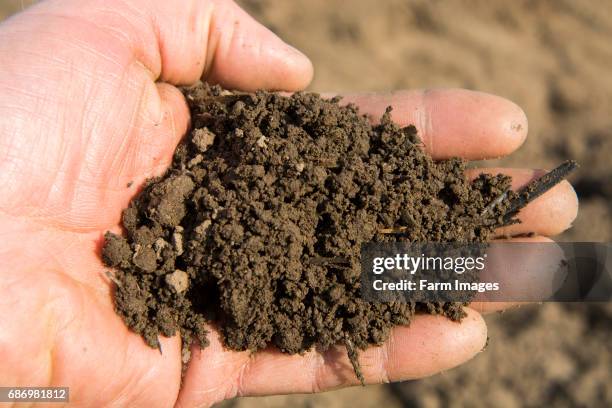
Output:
[103,84,518,379]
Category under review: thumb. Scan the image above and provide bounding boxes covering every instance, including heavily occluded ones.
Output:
[3,0,313,91]
[152,0,314,90]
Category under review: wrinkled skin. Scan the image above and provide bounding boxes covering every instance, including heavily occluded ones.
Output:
[0,0,577,406]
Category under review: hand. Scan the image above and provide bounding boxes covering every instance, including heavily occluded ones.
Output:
[0,0,577,406]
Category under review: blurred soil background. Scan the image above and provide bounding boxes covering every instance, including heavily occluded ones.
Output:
[2,1,610,406]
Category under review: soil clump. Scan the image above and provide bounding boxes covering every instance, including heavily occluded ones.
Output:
[103,84,525,378]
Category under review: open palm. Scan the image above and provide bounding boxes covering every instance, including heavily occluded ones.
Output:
[0,1,578,407]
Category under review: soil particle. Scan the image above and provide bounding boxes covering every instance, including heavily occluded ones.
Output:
[103,84,528,378]
[132,245,157,273]
[147,175,195,228]
[166,269,189,294]
[102,232,132,268]
[172,227,184,256]
[192,127,216,152]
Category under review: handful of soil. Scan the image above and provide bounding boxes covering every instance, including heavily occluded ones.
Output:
[102,84,574,381]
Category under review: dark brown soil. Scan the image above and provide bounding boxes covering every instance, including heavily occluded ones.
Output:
[102,84,518,377]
